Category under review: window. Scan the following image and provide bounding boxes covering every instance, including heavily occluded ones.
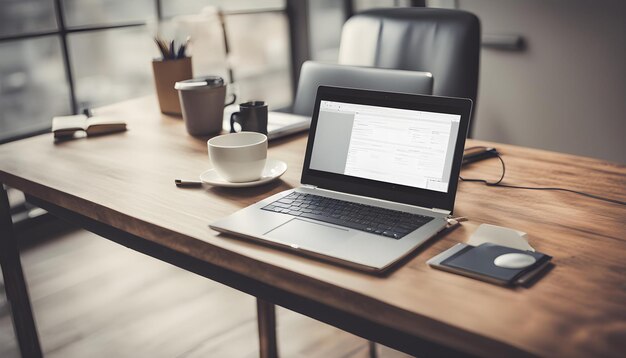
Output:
[0,0,291,143]
[0,0,57,37]
[69,27,158,109]
[63,0,156,27]
[225,11,292,108]
[161,0,284,18]
[0,37,71,141]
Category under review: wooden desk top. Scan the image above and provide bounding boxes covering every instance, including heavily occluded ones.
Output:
[1,97,625,357]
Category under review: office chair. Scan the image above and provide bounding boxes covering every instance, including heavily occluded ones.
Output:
[338,7,481,136]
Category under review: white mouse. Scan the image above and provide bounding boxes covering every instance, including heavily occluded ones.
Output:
[493,253,536,269]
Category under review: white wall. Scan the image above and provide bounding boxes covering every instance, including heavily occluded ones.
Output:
[457,0,626,164]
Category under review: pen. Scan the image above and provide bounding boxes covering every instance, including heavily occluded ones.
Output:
[175,179,202,188]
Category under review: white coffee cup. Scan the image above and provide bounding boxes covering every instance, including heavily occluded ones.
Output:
[208,132,267,182]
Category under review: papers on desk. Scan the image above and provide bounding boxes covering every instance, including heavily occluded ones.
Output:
[467,224,535,252]
[222,105,310,141]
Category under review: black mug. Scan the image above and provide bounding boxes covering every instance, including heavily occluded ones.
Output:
[230,101,268,135]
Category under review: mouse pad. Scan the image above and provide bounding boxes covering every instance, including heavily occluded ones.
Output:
[441,243,549,283]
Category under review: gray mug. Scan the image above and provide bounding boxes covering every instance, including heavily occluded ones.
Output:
[175,76,236,136]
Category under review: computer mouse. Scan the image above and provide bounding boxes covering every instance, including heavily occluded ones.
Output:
[493,253,536,269]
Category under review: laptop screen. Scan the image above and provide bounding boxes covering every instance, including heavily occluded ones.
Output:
[309,101,461,193]
[301,86,472,212]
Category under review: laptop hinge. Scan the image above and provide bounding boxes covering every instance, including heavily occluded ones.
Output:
[431,208,451,215]
[302,184,317,189]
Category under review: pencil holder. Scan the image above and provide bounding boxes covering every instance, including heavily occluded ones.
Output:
[152,57,192,116]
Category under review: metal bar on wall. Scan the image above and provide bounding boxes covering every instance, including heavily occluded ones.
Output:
[482,34,525,51]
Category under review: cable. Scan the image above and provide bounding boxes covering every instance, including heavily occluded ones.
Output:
[460,147,506,185]
[460,146,626,206]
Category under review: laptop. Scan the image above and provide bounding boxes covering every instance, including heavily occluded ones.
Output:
[211,86,472,272]
[223,61,433,141]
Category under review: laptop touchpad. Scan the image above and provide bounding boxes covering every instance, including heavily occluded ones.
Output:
[265,218,355,252]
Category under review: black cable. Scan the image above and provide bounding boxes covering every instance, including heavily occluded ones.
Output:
[460,147,626,206]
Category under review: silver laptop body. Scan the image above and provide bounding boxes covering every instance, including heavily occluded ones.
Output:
[211,86,472,273]
[223,61,433,141]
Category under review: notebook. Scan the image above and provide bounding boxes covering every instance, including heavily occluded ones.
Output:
[210,86,472,272]
[52,114,126,139]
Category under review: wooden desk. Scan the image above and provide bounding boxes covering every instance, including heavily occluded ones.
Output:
[1,97,625,357]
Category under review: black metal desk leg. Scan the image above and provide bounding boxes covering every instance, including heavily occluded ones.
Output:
[0,186,42,358]
[256,298,278,358]
[369,340,378,358]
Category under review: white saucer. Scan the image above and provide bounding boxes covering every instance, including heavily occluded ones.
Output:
[200,159,287,188]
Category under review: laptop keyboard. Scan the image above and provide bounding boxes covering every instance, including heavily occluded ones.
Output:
[262,192,434,239]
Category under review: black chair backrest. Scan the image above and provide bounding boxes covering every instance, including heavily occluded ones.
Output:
[338,8,480,134]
